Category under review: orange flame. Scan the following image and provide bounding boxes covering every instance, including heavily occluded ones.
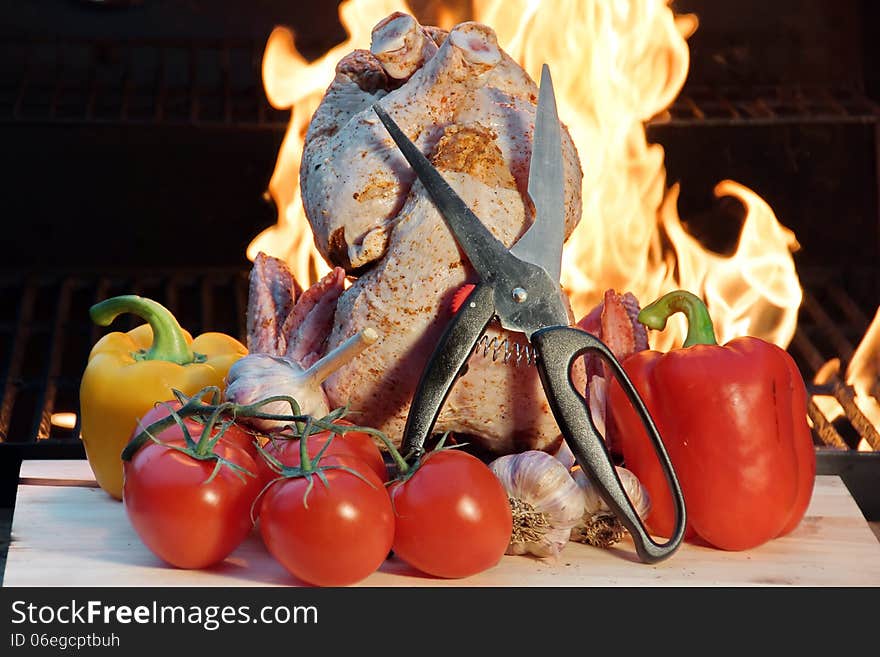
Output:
[846,308,880,451]
[251,0,803,350]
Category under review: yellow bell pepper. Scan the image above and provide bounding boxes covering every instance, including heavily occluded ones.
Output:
[80,295,247,499]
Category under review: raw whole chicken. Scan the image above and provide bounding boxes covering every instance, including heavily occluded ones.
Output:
[247,13,642,455]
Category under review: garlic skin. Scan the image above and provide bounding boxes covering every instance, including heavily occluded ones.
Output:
[551,439,576,471]
[225,354,329,430]
[489,450,585,558]
[570,466,651,548]
[225,328,379,431]
[587,375,608,438]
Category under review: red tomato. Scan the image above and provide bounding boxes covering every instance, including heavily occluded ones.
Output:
[259,456,394,587]
[123,437,262,569]
[258,422,388,484]
[389,449,512,579]
[136,401,261,461]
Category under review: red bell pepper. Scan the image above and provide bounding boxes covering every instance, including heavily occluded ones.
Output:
[608,290,815,551]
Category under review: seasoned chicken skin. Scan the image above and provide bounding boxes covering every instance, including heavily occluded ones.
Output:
[301,13,582,272]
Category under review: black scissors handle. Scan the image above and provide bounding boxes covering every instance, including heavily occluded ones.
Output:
[401,283,495,457]
[531,325,686,563]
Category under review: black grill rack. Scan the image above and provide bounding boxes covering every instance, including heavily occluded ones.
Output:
[0,36,288,128]
[0,269,249,459]
[3,36,880,130]
[793,279,880,452]
[660,85,880,127]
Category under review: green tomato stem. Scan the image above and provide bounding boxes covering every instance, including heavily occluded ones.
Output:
[299,418,315,471]
[122,387,412,484]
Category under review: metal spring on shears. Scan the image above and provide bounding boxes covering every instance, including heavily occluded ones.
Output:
[473,335,538,367]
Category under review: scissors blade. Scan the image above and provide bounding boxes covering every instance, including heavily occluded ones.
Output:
[509,64,566,284]
[373,105,510,284]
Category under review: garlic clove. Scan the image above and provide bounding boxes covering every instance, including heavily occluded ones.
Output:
[588,376,608,438]
[551,438,576,471]
[570,465,651,548]
[225,354,329,430]
[489,450,585,559]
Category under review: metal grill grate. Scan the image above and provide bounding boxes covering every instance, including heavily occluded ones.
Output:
[788,269,880,453]
[656,85,880,127]
[4,37,880,130]
[0,269,249,457]
[0,37,288,128]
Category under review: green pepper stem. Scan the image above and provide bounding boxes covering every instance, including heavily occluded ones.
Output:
[90,295,196,365]
[637,290,719,347]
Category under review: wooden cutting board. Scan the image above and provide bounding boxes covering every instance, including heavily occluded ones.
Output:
[4,460,880,587]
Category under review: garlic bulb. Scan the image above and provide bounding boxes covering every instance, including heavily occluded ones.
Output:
[489,450,585,558]
[225,328,379,430]
[570,466,651,548]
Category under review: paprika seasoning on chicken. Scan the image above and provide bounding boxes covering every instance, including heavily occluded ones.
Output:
[608,290,815,551]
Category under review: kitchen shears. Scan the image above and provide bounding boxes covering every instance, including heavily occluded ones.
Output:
[373,65,686,563]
